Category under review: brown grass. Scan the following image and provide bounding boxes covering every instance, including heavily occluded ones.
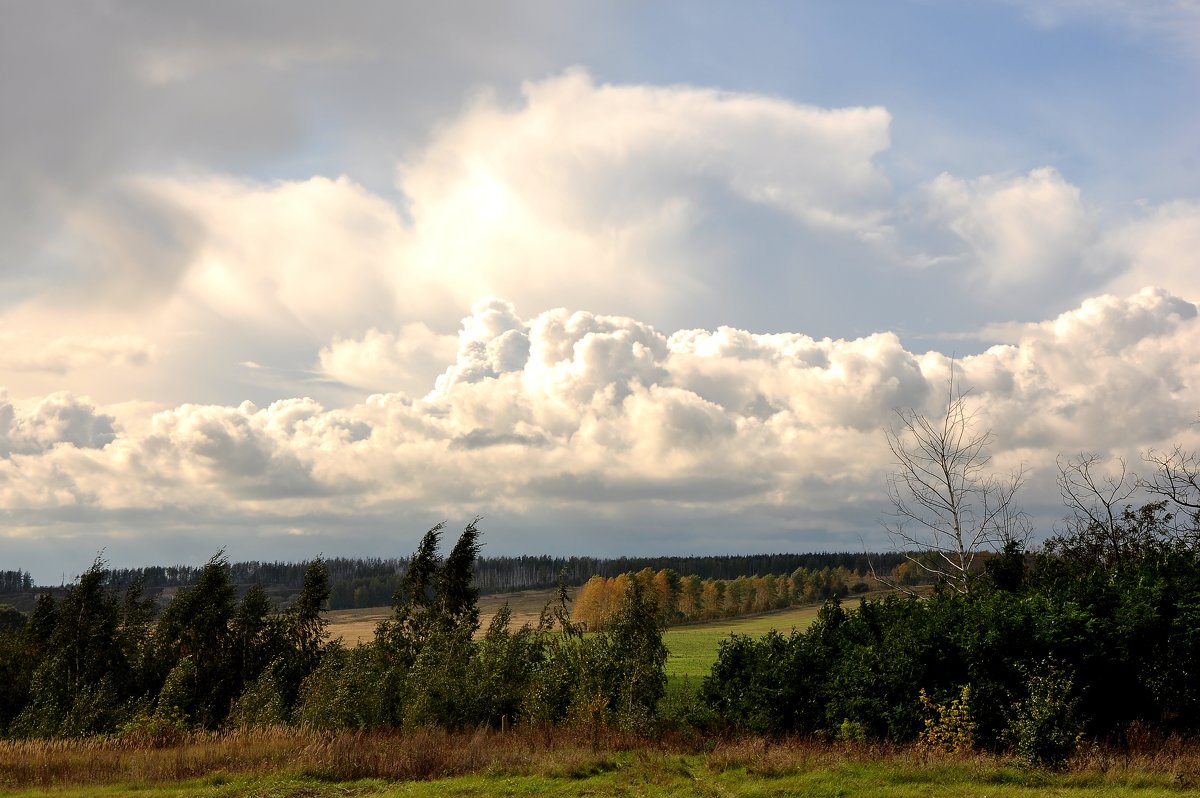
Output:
[702,734,1200,789]
[4,726,1200,792]
[0,724,648,790]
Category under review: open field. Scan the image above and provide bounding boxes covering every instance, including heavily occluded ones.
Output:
[3,728,1199,797]
[663,603,825,680]
[328,592,825,667]
[326,588,567,646]
[328,595,825,697]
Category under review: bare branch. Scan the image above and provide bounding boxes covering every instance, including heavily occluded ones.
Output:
[881,366,1024,594]
[1056,452,1138,546]
[1143,445,1200,511]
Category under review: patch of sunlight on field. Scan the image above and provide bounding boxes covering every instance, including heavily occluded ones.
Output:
[326,587,569,645]
[664,603,825,680]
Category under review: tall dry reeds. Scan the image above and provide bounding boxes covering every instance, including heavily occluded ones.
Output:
[0,724,649,790]
[3,725,1199,791]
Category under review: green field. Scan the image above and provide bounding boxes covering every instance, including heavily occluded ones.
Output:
[662,604,824,681]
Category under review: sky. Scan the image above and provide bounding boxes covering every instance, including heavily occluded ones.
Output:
[2,1,1199,583]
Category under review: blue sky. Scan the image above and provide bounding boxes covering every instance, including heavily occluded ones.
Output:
[1,1,1198,583]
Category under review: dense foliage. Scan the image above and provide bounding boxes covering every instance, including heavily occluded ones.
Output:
[0,521,671,739]
[296,521,668,733]
[0,553,333,739]
[702,500,1200,766]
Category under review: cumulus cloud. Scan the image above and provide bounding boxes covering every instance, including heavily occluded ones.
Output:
[0,391,116,456]
[163,69,892,325]
[920,167,1097,291]
[0,70,903,408]
[395,70,893,323]
[3,69,1188,417]
[404,68,892,234]
[956,287,1199,452]
[318,324,458,395]
[1102,201,1200,300]
[2,289,1198,564]
[0,64,1195,571]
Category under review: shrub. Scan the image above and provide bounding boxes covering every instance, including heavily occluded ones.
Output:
[917,685,975,754]
[294,644,396,730]
[228,659,289,728]
[118,705,188,747]
[1006,661,1082,769]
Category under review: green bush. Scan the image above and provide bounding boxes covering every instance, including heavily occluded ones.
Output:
[228,659,289,728]
[1006,661,1082,769]
[295,643,396,730]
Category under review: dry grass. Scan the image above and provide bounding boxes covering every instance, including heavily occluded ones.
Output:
[702,734,1200,790]
[0,724,650,791]
[5,726,1200,793]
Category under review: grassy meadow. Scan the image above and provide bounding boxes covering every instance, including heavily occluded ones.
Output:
[662,603,825,680]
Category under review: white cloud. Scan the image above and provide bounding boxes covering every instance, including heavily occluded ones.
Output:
[319,324,458,395]
[1102,201,1200,300]
[0,65,1197,571]
[0,391,116,456]
[8,71,1189,418]
[394,69,893,320]
[0,70,900,407]
[921,167,1095,290]
[2,289,1198,563]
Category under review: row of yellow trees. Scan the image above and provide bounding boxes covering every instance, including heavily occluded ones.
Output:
[571,565,863,629]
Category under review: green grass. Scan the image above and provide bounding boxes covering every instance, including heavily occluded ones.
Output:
[6,750,1197,798]
[663,604,824,680]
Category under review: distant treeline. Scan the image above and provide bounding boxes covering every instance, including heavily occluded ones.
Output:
[4,552,907,611]
[572,565,870,629]
[0,572,33,594]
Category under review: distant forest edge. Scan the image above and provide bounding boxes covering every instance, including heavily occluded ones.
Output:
[0,551,906,612]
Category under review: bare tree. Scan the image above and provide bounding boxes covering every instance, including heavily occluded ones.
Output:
[1052,451,1184,566]
[1143,445,1200,514]
[1056,452,1138,541]
[882,371,1029,594]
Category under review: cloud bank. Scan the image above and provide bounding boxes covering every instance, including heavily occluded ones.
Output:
[3,289,1198,574]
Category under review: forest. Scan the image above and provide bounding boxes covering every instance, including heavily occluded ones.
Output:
[0,520,676,741]
[0,551,902,612]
